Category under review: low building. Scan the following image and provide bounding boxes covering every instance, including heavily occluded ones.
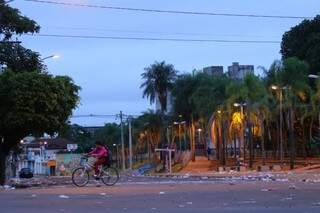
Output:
[18,138,77,176]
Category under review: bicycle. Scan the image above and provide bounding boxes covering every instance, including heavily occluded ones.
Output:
[72,156,119,187]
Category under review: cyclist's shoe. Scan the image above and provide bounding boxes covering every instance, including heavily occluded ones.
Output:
[93,174,100,180]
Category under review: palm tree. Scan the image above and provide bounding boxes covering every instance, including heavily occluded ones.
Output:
[279,57,310,169]
[141,61,177,113]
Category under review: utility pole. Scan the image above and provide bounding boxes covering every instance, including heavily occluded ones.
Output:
[120,111,125,171]
[128,116,133,170]
[279,89,284,163]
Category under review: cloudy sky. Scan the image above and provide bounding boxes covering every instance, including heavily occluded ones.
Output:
[11,0,319,126]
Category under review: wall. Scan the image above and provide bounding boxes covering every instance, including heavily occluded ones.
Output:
[56,153,81,176]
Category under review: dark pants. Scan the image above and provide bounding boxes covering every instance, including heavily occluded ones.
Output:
[94,158,107,175]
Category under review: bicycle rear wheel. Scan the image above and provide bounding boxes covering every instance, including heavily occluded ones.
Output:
[101,166,119,186]
[72,167,89,187]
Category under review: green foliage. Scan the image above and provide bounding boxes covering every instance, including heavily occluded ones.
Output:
[0,43,45,72]
[141,61,177,113]
[172,74,198,121]
[281,15,320,74]
[94,123,121,147]
[59,124,94,153]
[0,0,40,40]
[191,74,230,119]
[0,71,80,138]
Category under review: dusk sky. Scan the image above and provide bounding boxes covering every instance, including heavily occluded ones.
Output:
[11,0,319,126]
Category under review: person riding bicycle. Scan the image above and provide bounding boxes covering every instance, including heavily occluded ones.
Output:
[86,140,108,178]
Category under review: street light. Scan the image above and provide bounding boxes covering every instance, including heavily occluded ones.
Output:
[271,85,289,163]
[233,102,246,162]
[197,128,202,146]
[174,120,186,151]
[41,54,60,61]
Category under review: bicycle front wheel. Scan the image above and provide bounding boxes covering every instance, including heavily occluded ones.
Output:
[72,167,89,187]
[101,166,119,186]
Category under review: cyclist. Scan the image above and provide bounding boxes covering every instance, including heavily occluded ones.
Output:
[86,140,108,179]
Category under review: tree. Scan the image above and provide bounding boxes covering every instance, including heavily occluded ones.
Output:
[172,73,198,121]
[0,71,80,184]
[0,43,45,72]
[226,74,268,168]
[281,15,320,74]
[133,110,164,159]
[0,3,80,184]
[94,123,121,148]
[280,57,310,169]
[0,1,43,72]
[141,61,177,113]
[191,74,230,120]
[59,124,94,153]
[0,0,40,41]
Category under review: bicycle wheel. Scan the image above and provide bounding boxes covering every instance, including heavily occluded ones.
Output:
[101,166,119,186]
[72,167,89,187]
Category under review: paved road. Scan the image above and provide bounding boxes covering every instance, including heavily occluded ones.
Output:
[1,180,320,213]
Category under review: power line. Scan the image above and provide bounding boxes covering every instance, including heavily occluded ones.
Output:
[46,26,280,38]
[71,114,117,118]
[26,33,281,44]
[71,114,141,118]
[25,0,311,20]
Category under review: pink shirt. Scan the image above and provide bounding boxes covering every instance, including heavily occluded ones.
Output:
[88,146,108,158]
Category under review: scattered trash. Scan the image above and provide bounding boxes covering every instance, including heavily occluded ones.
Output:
[100,193,107,196]
[59,195,70,199]
[312,202,320,206]
[3,185,10,190]
[151,208,157,210]
[281,197,293,201]
[186,202,193,205]
[159,191,165,195]
[238,200,257,204]
[31,194,37,197]
[261,189,272,192]
[178,205,185,208]
[276,179,289,182]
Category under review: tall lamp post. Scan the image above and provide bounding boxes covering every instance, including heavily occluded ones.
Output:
[271,85,288,163]
[233,102,247,161]
[174,116,186,151]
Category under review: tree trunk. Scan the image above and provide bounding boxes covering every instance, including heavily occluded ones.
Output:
[289,107,295,170]
[221,121,226,166]
[302,124,307,159]
[0,151,7,185]
[261,120,266,166]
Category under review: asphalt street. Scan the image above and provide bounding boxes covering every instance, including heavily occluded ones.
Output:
[1,180,320,213]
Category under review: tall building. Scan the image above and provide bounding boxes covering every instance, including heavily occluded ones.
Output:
[203,66,224,77]
[228,62,254,80]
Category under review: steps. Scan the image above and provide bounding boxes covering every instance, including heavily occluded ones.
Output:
[180,156,214,173]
